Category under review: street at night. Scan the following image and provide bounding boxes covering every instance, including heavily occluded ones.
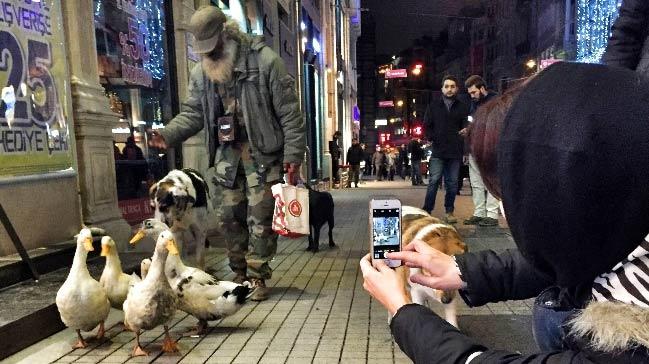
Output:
[1,0,648,363]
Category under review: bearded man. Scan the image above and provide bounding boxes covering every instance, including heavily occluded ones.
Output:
[150,6,305,301]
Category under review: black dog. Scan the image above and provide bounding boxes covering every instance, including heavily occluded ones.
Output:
[307,187,336,252]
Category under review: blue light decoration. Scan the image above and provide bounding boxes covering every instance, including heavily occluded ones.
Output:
[94,0,103,19]
[576,0,622,63]
[138,0,166,80]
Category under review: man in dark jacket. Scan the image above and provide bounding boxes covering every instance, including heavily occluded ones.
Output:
[149,6,305,301]
[346,138,364,188]
[329,131,342,184]
[422,75,470,222]
[602,0,649,73]
[361,63,649,363]
[397,144,410,180]
[464,75,500,227]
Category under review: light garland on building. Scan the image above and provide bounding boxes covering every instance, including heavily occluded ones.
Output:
[139,0,166,80]
[576,0,622,63]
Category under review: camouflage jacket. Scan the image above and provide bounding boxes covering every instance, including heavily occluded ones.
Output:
[160,36,305,188]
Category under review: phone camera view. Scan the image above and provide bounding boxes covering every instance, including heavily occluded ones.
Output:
[372,208,400,259]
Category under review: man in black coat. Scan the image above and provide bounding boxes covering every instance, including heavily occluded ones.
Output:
[329,131,342,184]
[346,138,364,188]
[422,75,470,223]
[602,0,649,73]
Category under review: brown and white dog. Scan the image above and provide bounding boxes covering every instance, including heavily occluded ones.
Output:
[149,168,209,268]
[397,206,468,327]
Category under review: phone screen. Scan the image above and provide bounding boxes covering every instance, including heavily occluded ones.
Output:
[372,208,401,259]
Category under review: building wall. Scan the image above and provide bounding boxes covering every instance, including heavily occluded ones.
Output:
[0,176,82,255]
[356,10,377,148]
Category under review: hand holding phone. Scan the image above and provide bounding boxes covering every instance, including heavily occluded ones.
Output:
[370,198,402,268]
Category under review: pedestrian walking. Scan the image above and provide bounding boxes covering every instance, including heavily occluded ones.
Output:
[422,75,470,223]
[346,138,364,188]
[372,147,385,181]
[463,75,499,227]
[408,138,424,185]
[149,5,305,301]
[362,144,372,176]
[386,148,396,181]
[329,131,342,184]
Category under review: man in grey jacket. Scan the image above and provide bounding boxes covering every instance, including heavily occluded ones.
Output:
[150,6,305,301]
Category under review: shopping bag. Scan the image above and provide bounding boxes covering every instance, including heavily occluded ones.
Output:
[271,183,310,238]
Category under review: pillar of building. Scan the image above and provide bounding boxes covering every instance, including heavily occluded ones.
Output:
[62,0,132,249]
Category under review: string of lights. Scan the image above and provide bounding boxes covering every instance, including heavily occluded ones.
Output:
[576,0,622,63]
[93,0,166,80]
[139,0,166,80]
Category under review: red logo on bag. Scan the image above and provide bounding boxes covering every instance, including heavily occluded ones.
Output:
[288,200,302,217]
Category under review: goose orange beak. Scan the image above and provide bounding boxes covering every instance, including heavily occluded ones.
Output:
[130,230,146,244]
[166,238,179,255]
[100,244,110,257]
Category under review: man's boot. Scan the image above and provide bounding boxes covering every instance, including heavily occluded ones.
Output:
[250,278,270,301]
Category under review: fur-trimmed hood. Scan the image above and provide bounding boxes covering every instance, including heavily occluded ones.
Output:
[569,301,649,352]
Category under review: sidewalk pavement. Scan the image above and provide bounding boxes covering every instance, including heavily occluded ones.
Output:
[6,179,536,364]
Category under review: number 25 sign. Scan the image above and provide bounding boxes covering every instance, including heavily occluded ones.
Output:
[0,0,73,177]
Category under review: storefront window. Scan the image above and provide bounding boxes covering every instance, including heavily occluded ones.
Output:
[94,0,173,224]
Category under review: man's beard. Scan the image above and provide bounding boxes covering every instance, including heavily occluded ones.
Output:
[202,38,239,84]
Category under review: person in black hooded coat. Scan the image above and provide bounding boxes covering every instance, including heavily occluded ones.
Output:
[360,62,649,363]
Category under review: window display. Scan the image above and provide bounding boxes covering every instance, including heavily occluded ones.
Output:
[94,0,173,222]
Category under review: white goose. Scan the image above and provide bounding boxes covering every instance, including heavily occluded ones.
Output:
[56,228,111,348]
[131,219,217,288]
[132,219,252,335]
[123,230,179,356]
[99,236,141,309]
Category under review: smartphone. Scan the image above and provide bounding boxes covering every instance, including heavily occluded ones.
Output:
[369,198,402,268]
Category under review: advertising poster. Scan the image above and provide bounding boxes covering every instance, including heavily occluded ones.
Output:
[0,0,74,177]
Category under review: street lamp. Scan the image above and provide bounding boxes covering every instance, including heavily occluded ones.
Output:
[396,100,404,107]
[526,59,537,70]
[411,64,423,76]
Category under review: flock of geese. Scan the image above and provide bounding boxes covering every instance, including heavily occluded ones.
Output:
[55,219,252,357]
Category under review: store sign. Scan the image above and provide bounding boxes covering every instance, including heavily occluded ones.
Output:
[0,0,74,177]
[118,197,154,225]
[378,100,394,107]
[540,58,562,70]
[119,17,152,87]
[385,69,408,79]
[375,119,388,127]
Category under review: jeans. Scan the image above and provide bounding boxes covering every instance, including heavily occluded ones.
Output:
[411,160,422,184]
[350,164,360,186]
[469,155,500,218]
[423,157,461,213]
[532,287,578,351]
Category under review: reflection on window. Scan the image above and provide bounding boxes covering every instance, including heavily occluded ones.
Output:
[94,0,171,215]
